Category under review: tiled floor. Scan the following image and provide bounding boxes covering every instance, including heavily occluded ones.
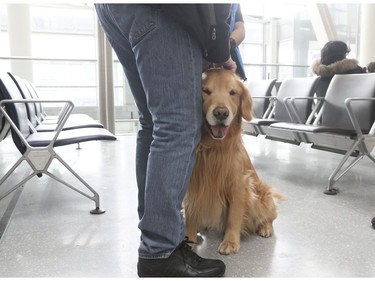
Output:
[0,134,374,278]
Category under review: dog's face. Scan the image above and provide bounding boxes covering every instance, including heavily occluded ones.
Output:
[201,69,253,140]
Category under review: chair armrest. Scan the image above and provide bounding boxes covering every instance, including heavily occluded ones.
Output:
[251,96,277,119]
[0,99,74,148]
[345,97,375,137]
[28,99,75,131]
[283,96,325,124]
[0,100,32,148]
[251,96,277,101]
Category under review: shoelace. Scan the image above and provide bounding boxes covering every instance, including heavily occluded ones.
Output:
[184,236,198,245]
[180,238,204,265]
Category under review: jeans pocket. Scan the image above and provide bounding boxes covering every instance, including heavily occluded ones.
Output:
[128,6,158,46]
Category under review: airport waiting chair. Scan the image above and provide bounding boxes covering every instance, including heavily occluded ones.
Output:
[0,73,117,214]
[265,73,375,194]
[242,76,320,139]
[247,78,277,118]
[7,72,104,132]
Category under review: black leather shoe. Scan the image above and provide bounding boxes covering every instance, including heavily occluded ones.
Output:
[137,240,225,277]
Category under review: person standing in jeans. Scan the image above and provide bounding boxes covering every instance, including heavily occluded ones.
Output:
[95,4,236,277]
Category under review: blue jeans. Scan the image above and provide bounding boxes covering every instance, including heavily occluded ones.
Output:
[95,4,203,259]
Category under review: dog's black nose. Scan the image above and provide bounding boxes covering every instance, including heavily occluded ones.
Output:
[213,106,229,121]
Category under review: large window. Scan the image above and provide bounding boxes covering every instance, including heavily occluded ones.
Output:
[327,3,360,58]
[240,2,361,81]
[241,2,315,81]
[29,5,98,115]
[0,3,363,134]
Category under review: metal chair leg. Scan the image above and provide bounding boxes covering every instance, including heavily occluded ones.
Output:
[324,139,362,195]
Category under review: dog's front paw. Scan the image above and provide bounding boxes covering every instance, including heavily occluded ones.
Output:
[185,230,198,244]
[257,223,273,238]
[218,240,240,255]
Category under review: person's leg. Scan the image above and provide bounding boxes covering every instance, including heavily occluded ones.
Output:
[97,4,202,256]
[130,8,203,258]
[95,4,152,221]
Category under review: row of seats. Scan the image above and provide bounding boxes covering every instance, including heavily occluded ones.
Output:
[243,73,375,195]
[0,72,117,214]
[245,76,321,138]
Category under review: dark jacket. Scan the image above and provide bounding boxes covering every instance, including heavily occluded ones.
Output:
[312,58,365,97]
[161,4,231,64]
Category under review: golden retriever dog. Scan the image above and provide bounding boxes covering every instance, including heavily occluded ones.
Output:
[184,69,283,255]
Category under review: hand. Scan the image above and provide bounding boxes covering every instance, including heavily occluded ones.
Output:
[221,57,237,72]
[202,58,237,72]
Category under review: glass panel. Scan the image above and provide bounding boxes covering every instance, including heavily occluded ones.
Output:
[26,5,99,118]
[31,34,96,59]
[30,5,95,35]
[327,3,360,58]
[0,4,9,57]
[0,59,11,73]
[244,22,263,44]
[33,61,96,87]
[37,87,97,107]
[0,34,10,57]
[241,43,263,64]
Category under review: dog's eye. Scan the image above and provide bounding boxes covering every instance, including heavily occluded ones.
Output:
[202,88,212,95]
[230,90,237,96]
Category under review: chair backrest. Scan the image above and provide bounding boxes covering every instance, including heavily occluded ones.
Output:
[0,105,10,141]
[0,73,31,153]
[0,88,8,141]
[315,76,332,98]
[247,79,276,118]
[23,79,44,120]
[274,76,321,122]
[321,73,375,132]
[8,73,39,127]
[274,81,282,92]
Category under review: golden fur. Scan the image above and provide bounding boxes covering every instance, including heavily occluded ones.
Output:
[184,69,283,255]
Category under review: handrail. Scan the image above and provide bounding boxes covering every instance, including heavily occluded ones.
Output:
[0,56,97,63]
[245,63,310,68]
[0,56,310,69]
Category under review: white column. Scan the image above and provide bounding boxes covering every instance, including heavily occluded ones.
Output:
[358,4,375,67]
[266,18,278,80]
[104,39,115,134]
[96,17,115,134]
[7,4,33,81]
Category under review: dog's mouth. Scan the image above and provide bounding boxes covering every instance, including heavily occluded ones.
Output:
[205,120,228,139]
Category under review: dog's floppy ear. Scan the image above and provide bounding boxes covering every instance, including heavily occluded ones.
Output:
[202,72,207,81]
[239,81,253,121]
